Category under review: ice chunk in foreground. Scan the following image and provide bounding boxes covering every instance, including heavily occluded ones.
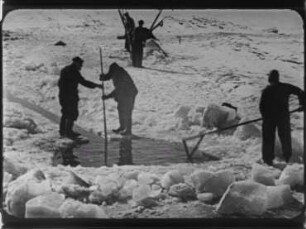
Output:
[217,180,268,216]
[266,185,294,209]
[137,172,160,185]
[118,179,139,202]
[189,169,213,193]
[204,170,235,197]
[132,184,158,207]
[66,171,90,187]
[197,193,214,203]
[278,164,304,189]
[168,183,196,201]
[25,192,65,218]
[61,184,91,201]
[3,157,28,179]
[6,169,52,217]
[190,169,235,197]
[59,199,108,218]
[251,163,276,186]
[161,170,184,189]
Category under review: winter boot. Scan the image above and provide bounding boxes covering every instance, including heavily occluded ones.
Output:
[112,127,125,134]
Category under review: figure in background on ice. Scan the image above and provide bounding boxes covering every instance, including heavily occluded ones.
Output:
[100,62,138,136]
[259,69,305,166]
[123,12,135,52]
[132,20,157,68]
[58,56,103,139]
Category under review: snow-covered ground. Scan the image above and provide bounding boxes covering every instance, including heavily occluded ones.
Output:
[2,9,304,219]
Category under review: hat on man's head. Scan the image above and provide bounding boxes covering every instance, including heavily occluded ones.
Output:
[138,20,144,25]
[72,56,84,63]
[268,69,279,83]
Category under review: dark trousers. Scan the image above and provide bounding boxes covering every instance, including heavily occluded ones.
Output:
[125,38,130,52]
[59,98,78,136]
[117,97,136,134]
[132,44,143,67]
[262,116,292,164]
[59,116,75,136]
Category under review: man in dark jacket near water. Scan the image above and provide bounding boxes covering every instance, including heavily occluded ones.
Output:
[58,57,103,139]
[100,62,138,136]
[132,20,156,67]
[259,69,305,166]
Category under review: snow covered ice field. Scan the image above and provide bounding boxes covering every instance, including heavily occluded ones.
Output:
[2,9,305,220]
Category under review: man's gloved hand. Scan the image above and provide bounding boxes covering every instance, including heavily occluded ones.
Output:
[102,94,110,100]
[96,84,103,89]
[99,74,105,81]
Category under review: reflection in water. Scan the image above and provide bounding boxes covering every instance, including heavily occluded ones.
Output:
[118,136,133,165]
[52,148,80,167]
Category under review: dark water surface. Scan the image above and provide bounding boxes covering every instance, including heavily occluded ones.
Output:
[52,129,217,167]
[68,134,216,167]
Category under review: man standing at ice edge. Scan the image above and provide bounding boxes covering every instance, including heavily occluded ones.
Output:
[259,69,305,166]
[100,62,138,136]
[58,56,103,139]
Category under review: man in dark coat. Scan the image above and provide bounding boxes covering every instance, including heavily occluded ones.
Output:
[259,69,305,165]
[123,12,135,52]
[58,56,103,139]
[132,20,156,67]
[100,62,138,135]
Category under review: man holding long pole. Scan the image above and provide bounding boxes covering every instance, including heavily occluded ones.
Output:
[100,62,138,136]
[259,69,305,166]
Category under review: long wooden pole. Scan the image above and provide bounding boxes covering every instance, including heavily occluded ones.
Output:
[99,47,108,166]
[151,16,167,31]
[150,9,163,31]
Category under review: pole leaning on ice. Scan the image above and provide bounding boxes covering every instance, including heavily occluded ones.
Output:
[99,47,108,165]
[182,107,302,162]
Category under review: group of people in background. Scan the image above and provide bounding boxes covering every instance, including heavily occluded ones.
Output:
[57,11,305,168]
[122,12,157,68]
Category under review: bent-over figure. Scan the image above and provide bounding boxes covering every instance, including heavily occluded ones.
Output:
[100,62,138,135]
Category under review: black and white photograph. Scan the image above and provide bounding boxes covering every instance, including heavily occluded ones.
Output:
[2,8,305,225]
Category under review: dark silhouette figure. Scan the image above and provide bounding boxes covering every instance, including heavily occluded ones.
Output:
[132,20,156,67]
[259,70,305,165]
[58,57,102,139]
[100,62,138,135]
[123,12,135,52]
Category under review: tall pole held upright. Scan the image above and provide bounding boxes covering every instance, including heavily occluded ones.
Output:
[99,47,108,166]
